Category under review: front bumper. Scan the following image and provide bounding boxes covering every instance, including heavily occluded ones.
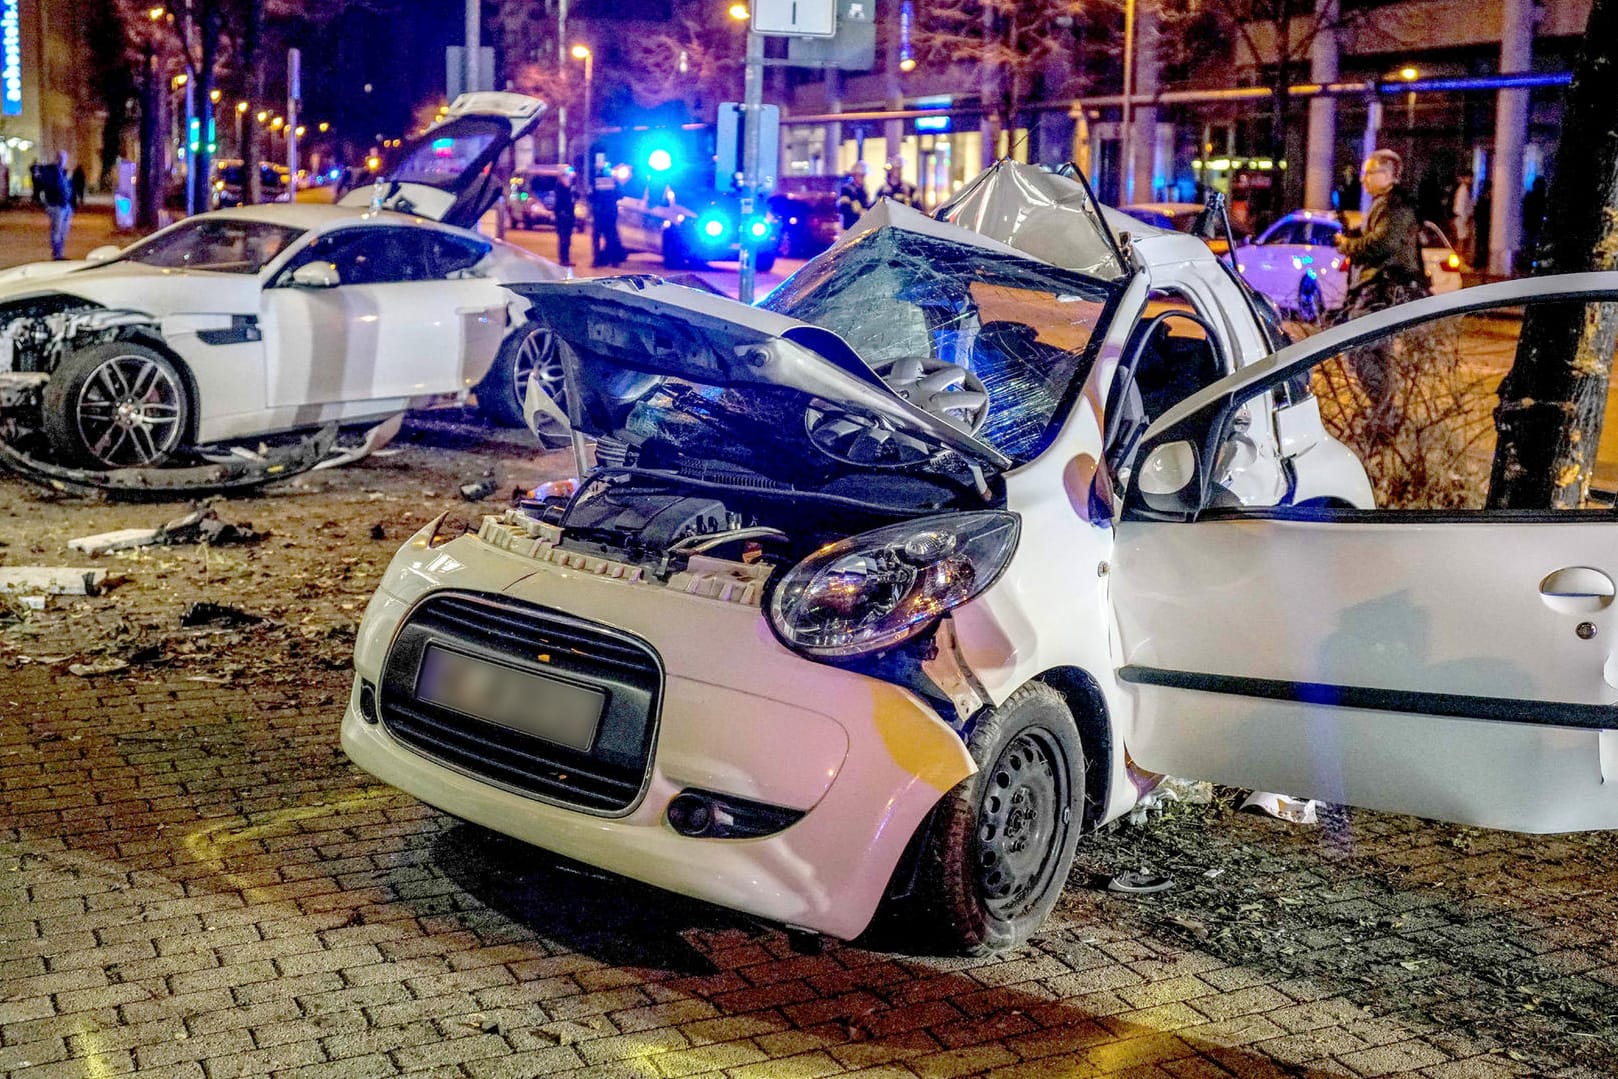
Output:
[343,523,976,940]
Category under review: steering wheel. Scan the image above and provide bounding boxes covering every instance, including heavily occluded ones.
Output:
[870,355,990,434]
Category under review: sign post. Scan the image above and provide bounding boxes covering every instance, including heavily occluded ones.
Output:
[739,0,836,304]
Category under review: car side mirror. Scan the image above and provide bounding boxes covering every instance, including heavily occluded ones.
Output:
[289,261,341,288]
[1133,439,1204,516]
[85,244,121,263]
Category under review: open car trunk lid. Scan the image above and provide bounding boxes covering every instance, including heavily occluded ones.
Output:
[338,92,546,229]
[516,277,1013,474]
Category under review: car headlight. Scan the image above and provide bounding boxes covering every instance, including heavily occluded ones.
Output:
[766,512,1019,658]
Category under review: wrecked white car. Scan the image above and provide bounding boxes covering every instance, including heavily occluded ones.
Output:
[0,93,561,475]
[344,160,1618,955]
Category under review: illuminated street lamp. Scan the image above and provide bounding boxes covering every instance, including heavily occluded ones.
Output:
[235,100,249,155]
[728,2,749,19]
[571,44,594,159]
[1399,66,1419,80]
[256,110,269,123]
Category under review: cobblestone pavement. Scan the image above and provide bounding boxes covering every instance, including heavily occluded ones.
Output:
[3,416,1618,1079]
[4,206,1618,1079]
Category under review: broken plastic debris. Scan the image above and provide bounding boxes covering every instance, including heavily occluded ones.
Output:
[67,658,130,677]
[0,567,106,595]
[1127,774,1215,825]
[460,477,499,501]
[1240,791,1323,824]
[1104,870,1174,895]
[68,528,163,555]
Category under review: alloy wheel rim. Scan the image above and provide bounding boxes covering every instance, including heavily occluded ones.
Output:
[74,354,185,467]
[513,327,567,418]
[976,729,1067,919]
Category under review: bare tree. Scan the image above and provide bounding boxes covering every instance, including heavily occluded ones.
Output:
[1486,0,1618,509]
[913,0,1091,165]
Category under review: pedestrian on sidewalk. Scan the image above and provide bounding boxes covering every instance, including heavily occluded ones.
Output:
[1450,168,1476,266]
[554,169,577,268]
[70,164,86,209]
[35,151,73,260]
[837,162,870,232]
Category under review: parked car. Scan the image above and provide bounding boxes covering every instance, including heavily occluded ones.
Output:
[506,165,584,230]
[210,159,292,209]
[768,175,841,258]
[616,186,779,272]
[0,92,561,470]
[1236,208,1468,320]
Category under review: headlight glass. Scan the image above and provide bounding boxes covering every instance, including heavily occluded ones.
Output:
[767,512,1019,658]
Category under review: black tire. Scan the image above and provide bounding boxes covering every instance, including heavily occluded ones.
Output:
[476,322,571,446]
[662,231,690,270]
[42,341,190,469]
[755,250,777,273]
[896,682,1084,956]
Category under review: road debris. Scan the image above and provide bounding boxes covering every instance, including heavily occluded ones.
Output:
[1104,869,1175,895]
[68,527,162,555]
[67,657,129,677]
[0,567,107,595]
[1240,791,1324,824]
[459,477,499,501]
[179,602,265,629]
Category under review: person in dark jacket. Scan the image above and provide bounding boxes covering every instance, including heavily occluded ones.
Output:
[1333,149,1429,437]
[553,170,578,268]
[876,159,917,208]
[70,164,86,209]
[837,162,870,231]
[35,151,73,259]
[589,165,624,267]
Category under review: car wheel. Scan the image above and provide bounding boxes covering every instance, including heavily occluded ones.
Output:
[755,250,777,274]
[477,322,570,445]
[662,231,690,270]
[896,682,1084,956]
[1297,274,1324,324]
[42,342,190,469]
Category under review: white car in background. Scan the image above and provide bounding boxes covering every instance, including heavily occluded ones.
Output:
[0,93,562,470]
[1236,208,1467,320]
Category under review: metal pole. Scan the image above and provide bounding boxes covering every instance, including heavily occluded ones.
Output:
[738,30,764,305]
[1121,0,1135,203]
[287,48,300,199]
[465,0,480,93]
[557,0,568,162]
[582,54,593,164]
[183,77,195,216]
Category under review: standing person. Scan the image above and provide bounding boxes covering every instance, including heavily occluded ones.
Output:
[36,151,73,260]
[1332,149,1428,436]
[553,169,578,269]
[1451,168,1476,265]
[589,164,623,268]
[837,162,870,232]
[876,159,917,208]
[70,164,86,209]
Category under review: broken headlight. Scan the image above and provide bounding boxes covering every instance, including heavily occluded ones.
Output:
[766,512,1019,658]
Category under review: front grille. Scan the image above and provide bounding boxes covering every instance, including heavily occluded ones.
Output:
[379,592,662,814]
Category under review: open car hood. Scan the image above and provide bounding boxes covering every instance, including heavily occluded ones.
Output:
[937,160,1130,281]
[518,276,1014,474]
[338,92,545,228]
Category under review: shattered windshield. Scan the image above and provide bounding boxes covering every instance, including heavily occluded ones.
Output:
[760,226,1122,460]
[120,219,305,274]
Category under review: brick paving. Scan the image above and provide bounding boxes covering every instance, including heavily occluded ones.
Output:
[3,208,1618,1078]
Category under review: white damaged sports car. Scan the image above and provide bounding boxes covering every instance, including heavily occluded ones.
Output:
[0,93,562,470]
[345,161,1618,954]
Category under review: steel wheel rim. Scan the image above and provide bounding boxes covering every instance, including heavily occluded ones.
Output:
[513,327,566,416]
[975,728,1068,919]
[74,353,185,467]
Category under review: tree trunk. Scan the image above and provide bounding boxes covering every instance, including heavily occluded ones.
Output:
[137,44,162,230]
[1485,0,1618,509]
[191,2,220,214]
[244,0,264,205]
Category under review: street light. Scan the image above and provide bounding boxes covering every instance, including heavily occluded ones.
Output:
[236,100,249,156]
[571,45,593,162]
[728,2,749,19]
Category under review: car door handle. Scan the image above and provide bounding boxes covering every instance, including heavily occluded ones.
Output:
[1539,566,1615,614]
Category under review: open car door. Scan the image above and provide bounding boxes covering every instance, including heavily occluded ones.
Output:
[1111,271,1618,833]
[339,92,545,229]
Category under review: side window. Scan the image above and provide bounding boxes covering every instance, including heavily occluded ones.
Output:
[1224,296,1618,512]
[1262,220,1307,245]
[420,233,491,278]
[1107,289,1232,478]
[1308,222,1342,246]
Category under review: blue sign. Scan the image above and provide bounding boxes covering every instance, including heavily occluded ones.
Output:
[1,0,20,117]
[915,114,951,133]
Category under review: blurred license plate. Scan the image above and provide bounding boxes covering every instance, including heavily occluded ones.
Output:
[417,645,602,751]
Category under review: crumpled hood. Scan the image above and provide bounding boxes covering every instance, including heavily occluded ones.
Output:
[516,276,1012,472]
[0,261,263,315]
[936,160,1131,280]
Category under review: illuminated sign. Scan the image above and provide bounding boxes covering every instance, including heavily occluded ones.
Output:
[915,114,950,132]
[1,0,20,117]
